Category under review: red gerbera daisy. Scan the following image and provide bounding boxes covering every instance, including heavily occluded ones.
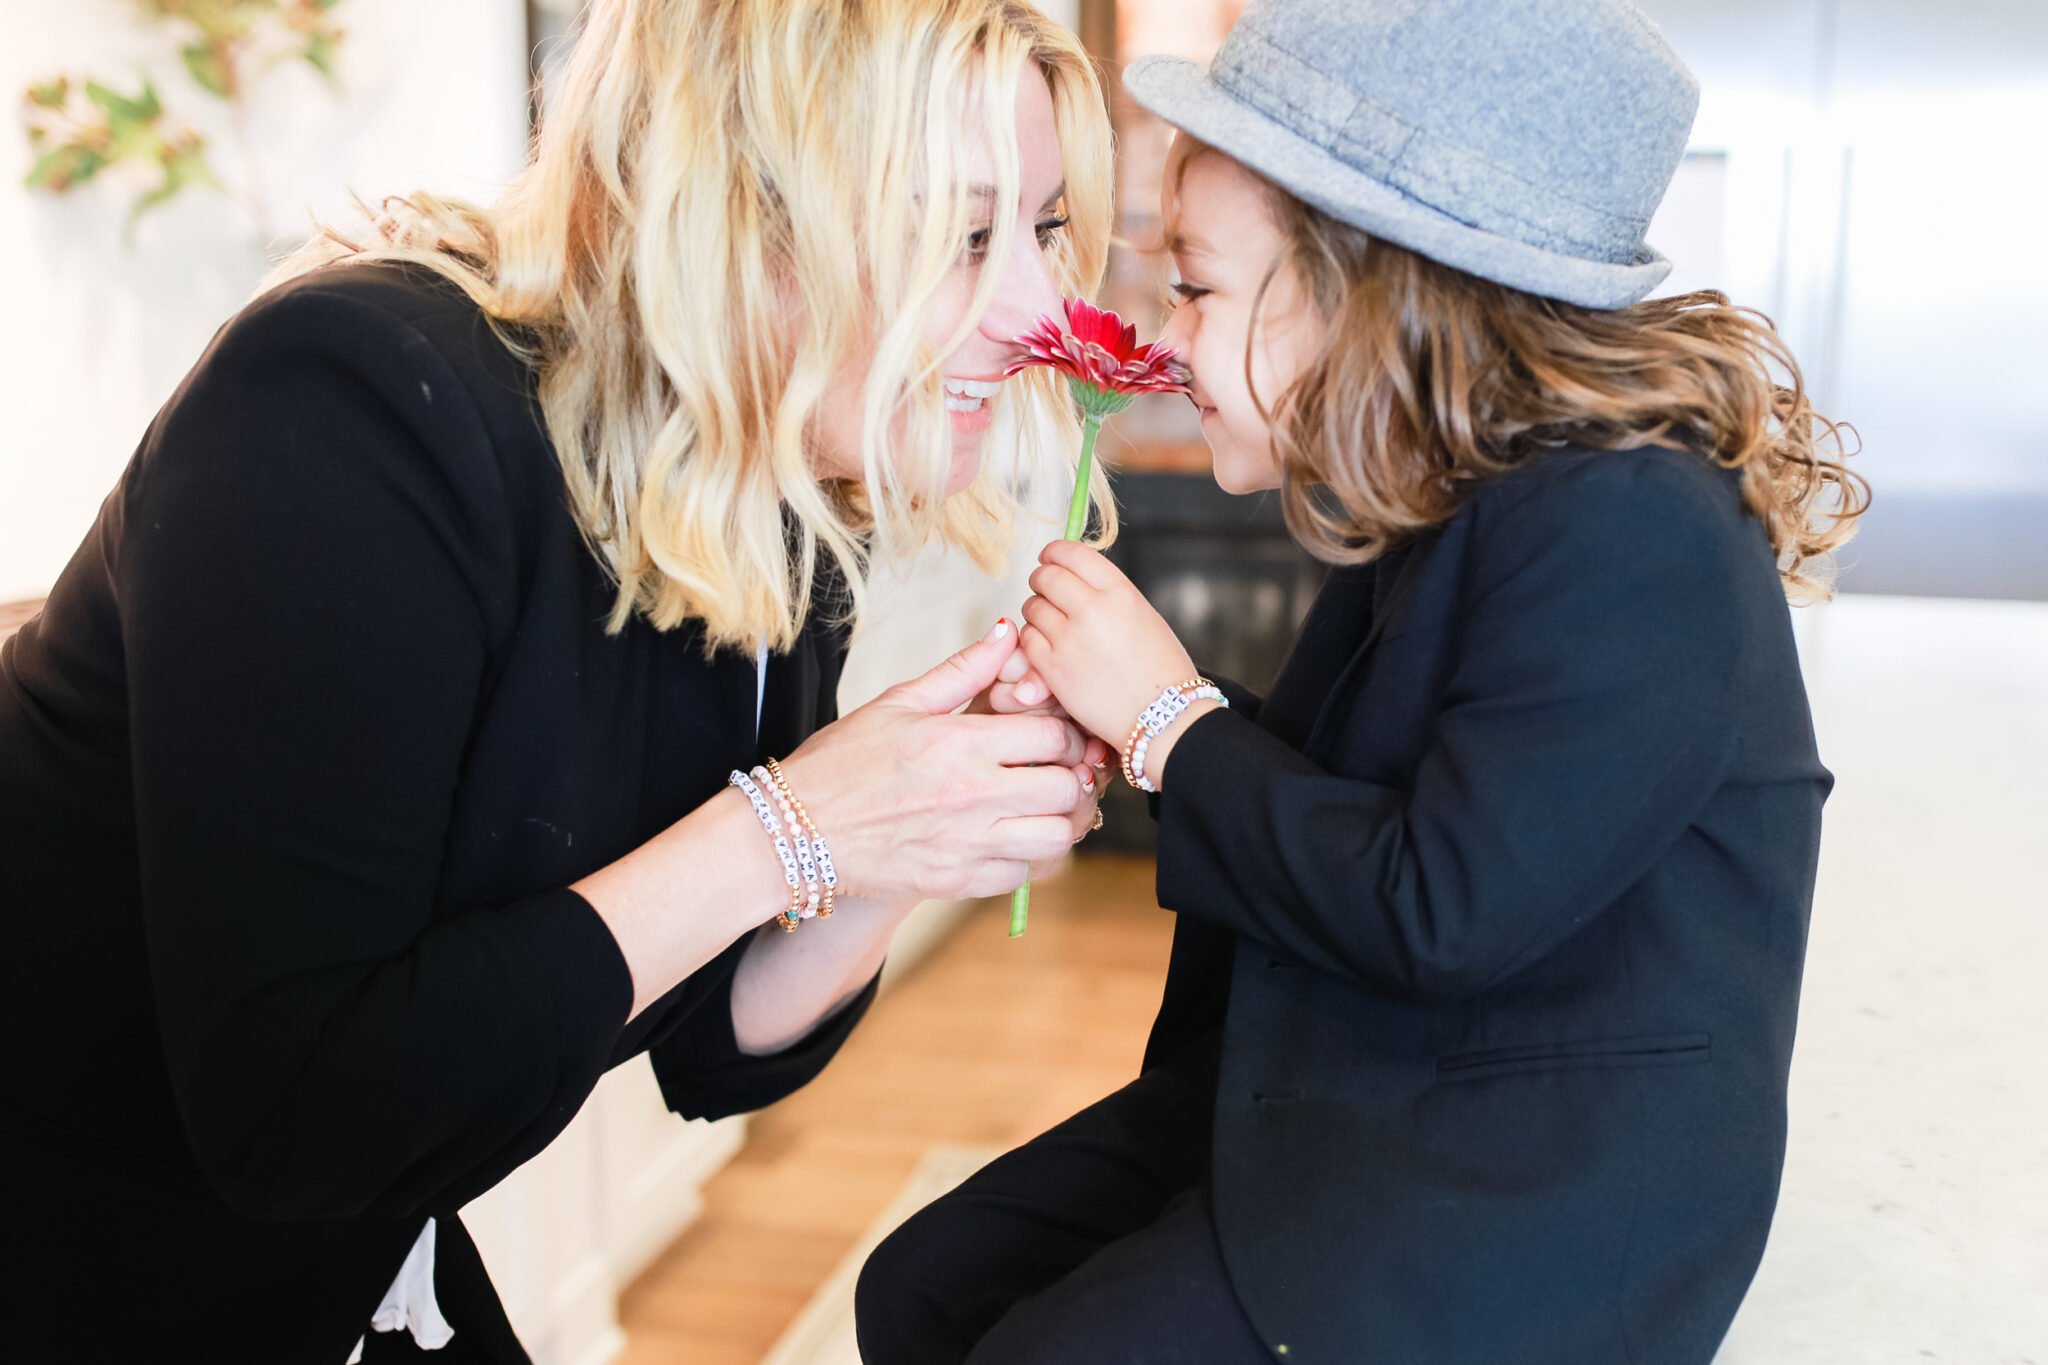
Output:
[1005,297,1193,416]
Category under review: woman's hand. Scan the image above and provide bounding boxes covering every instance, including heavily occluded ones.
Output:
[776,621,1102,905]
[971,624,1116,782]
[1017,541,1199,751]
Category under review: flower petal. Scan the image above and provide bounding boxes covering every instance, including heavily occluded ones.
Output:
[1009,298,1194,398]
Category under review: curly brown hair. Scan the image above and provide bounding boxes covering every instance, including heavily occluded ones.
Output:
[1219,167,1867,602]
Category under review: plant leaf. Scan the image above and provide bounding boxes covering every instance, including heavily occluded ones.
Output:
[27,77,70,109]
[163,141,218,193]
[107,119,165,163]
[25,143,110,192]
[84,78,155,128]
[181,42,233,98]
[303,31,339,78]
[125,142,216,241]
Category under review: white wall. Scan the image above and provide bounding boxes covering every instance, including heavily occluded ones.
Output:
[0,0,531,602]
[1636,0,2048,498]
[1038,0,1079,30]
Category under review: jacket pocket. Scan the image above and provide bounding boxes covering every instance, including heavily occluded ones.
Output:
[1434,1032,1711,1085]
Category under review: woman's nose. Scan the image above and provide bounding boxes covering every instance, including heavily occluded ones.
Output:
[981,232,1063,345]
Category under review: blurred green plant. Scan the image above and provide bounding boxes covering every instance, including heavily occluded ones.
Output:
[21,1,347,239]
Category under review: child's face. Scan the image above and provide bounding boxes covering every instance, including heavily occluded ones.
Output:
[1158,144,1321,494]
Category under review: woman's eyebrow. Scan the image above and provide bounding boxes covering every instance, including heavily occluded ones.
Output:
[966,182,1068,213]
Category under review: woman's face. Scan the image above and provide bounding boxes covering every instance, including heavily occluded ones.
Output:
[813,63,1069,498]
[1156,144,1321,495]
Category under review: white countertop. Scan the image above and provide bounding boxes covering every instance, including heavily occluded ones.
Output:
[1717,594,2048,1363]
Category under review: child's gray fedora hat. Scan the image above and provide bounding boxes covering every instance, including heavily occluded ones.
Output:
[1124,0,1700,310]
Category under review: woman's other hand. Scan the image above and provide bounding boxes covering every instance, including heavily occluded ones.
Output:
[971,619,1114,807]
[780,621,1101,904]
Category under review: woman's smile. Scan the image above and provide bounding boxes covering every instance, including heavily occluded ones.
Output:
[944,375,1003,436]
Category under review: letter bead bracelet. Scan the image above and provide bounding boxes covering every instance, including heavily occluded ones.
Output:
[728,760,838,931]
[1121,677,1229,794]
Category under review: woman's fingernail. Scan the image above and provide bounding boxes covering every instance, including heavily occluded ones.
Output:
[1082,776,1096,793]
[1018,682,1045,704]
[984,617,1013,642]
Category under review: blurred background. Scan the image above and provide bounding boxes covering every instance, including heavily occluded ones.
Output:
[1,2,2042,1362]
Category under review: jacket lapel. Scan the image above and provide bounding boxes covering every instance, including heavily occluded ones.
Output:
[1296,539,1429,758]
[1257,562,1374,751]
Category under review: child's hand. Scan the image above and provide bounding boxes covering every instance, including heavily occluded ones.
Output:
[1017,541,1200,751]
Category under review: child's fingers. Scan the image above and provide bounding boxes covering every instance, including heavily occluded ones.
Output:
[982,675,1066,716]
[1018,593,1065,642]
[978,681,1028,714]
[1017,621,1053,672]
[996,646,1031,685]
[1039,538,1123,590]
[1026,563,1093,611]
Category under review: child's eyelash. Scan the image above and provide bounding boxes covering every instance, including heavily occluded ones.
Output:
[1164,281,1211,308]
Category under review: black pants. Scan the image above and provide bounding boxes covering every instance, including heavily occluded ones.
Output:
[855,1032,1273,1364]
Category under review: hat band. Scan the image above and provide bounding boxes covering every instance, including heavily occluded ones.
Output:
[1209,27,1650,265]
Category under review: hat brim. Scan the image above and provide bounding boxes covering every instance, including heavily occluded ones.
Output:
[1123,56,1672,311]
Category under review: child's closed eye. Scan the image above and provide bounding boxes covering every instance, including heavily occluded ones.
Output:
[1163,280,1211,309]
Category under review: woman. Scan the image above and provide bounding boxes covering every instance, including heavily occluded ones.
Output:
[858,0,1866,1361]
[0,0,1111,1358]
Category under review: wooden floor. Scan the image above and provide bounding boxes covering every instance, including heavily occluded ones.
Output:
[615,854,1175,1365]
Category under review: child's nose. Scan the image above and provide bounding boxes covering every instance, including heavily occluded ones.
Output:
[1158,299,1192,353]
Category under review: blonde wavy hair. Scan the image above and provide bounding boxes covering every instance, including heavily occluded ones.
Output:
[1168,143,1867,603]
[267,0,1113,650]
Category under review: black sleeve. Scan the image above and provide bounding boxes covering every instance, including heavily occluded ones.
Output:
[1207,672,1265,724]
[649,963,880,1120]
[643,617,880,1120]
[1152,456,1744,1001]
[116,280,635,1221]
[1144,670,1265,825]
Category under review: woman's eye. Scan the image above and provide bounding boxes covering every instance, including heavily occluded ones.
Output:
[962,216,1069,267]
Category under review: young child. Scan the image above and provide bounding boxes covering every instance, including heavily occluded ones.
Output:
[856,1,1865,1362]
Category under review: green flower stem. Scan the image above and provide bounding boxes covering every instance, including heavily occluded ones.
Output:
[1064,410,1104,540]
[1008,873,1031,940]
[1010,409,1105,939]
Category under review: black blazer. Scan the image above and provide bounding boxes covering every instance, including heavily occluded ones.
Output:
[0,263,872,1360]
[1147,446,1830,1363]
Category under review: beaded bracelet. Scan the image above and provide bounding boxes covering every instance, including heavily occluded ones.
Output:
[1121,677,1229,794]
[728,768,810,931]
[761,757,838,920]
